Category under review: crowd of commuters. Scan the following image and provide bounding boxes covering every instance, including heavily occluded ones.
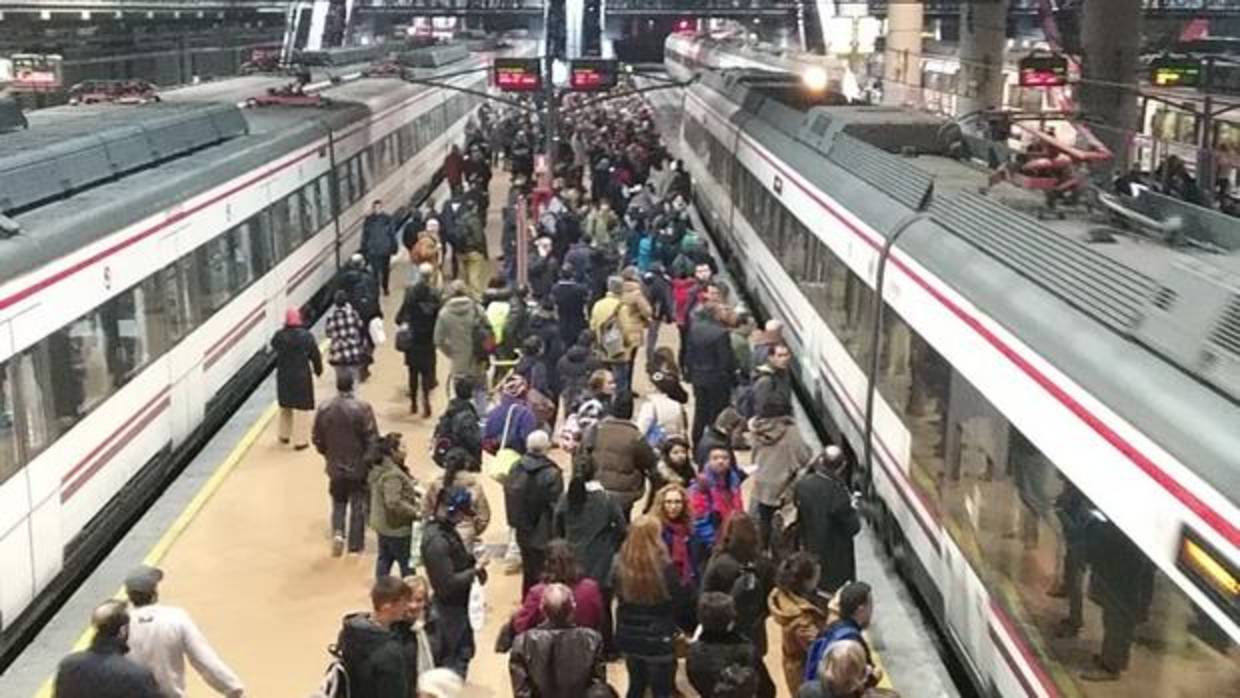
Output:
[53,94,884,698]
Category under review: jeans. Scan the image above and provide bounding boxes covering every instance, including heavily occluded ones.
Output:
[612,357,634,395]
[329,478,367,553]
[645,321,662,366]
[376,534,412,578]
[756,502,777,551]
[624,657,675,698]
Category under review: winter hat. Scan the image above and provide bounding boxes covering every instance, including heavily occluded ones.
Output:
[284,307,302,327]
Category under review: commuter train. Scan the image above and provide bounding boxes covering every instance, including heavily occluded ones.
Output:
[0,43,522,662]
[661,47,1240,698]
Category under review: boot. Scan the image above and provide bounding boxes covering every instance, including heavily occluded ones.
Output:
[421,390,432,419]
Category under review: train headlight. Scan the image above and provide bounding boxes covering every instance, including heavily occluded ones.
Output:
[802,66,829,92]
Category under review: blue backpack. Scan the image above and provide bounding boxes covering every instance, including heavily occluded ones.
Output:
[803,621,864,682]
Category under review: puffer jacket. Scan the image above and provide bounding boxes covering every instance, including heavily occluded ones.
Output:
[509,624,605,698]
[686,629,757,698]
[337,613,408,698]
[313,394,378,482]
[368,457,420,537]
[749,416,813,507]
[591,417,657,501]
[433,295,485,378]
[769,588,831,694]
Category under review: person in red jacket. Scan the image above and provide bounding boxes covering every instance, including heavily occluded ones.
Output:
[689,445,745,553]
[511,539,605,635]
[443,144,465,194]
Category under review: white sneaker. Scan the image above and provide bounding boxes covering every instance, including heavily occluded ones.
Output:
[332,535,345,557]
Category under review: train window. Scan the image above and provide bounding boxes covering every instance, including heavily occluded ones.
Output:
[352,156,367,200]
[195,236,235,317]
[154,263,192,344]
[299,184,319,241]
[244,214,273,274]
[317,175,335,229]
[13,348,54,459]
[227,226,256,292]
[336,161,354,207]
[0,363,18,485]
[281,192,301,251]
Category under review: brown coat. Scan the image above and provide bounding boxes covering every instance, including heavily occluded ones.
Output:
[509,624,605,698]
[423,472,491,548]
[768,587,831,694]
[591,417,657,504]
[619,279,653,349]
[312,393,378,482]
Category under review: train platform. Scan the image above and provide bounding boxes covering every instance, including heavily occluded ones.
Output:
[0,167,960,698]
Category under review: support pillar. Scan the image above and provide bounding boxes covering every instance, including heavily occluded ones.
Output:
[1078,0,1142,176]
[882,3,923,107]
[956,0,1008,126]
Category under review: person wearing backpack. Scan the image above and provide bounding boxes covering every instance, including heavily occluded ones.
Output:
[589,277,633,392]
[801,582,880,688]
[504,431,566,594]
[434,281,489,416]
[423,449,491,550]
[336,576,413,698]
[751,344,794,420]
[432,376,483,469]
[701,513,777,698]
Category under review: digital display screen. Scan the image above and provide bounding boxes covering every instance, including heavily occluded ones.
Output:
[1176,526,1238,625]
[1150,56,1202,87]
[1018,54,1069,88]
[493,58,542,92]
[569,59,618,92]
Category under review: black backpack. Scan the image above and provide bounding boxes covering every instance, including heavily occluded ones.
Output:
[503,460,550,532]
[308,645,350,698]
[730,563,766,637]
[432,405,475,466]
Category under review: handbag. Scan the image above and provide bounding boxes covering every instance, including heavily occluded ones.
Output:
[395,324,415,353]
[485,405,521,483]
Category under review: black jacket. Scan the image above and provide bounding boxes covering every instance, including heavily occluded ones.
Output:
[53,636,162,698]
[556,345,600,410]
[529,254,560,301]
[686,629,758,698]
[395,286,441,365]
[614,562,691,661]
[555,487,628,587]
[505,454,565,552]
[752,366,793,419]
[642,271,675,323]
[436,398,483,466]
[271,325,322,410]
[702,552,775,653]
[794,470,861,592]
[421,519,478,608]
[337,613,409,698]
[552,280,590,344]
[362,213,397,257]
[339,267,383,322]
[684,313,736,388]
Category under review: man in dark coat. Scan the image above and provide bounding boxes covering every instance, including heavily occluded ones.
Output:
[509,583,606,698]
[361,200,397,296]
[684,303,737,445]
[751,344,794,420]
[395,279,441,417]
[337,576,413,698]
[687,592,757,698]
[421,485,488,678]
[313,371,379,556]
[53,600,163,698]
[589,393,657,521]
[551,268,590,347]
[504,431,565,594]
[271,307,322,450]
[793,446,860,593]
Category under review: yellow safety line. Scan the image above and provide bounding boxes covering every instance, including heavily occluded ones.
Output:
[32,394,283,698]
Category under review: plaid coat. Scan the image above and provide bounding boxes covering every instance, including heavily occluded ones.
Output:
[326,303,367,366]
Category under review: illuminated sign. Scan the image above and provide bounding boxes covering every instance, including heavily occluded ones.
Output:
[1176,526,1238,625]
[1150,56,1203,88]
[1018,54,1069,88]
[569,59,618,92]
[493,58,542,92]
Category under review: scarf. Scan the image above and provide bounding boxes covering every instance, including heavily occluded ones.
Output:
[664,519,695,585]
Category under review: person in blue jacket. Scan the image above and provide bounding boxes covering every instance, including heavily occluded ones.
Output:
[803,582,882,689]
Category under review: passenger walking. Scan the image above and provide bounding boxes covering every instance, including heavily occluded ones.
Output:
[338,255,383,382]
[509,583,608,698]
[432,376,485,470]
[802,582,880,687]
[553,257,591,346]
[483,374,539,459]
[337,576,413,698]
[457,200,489,298]
[421,486,489,678]
[368,433,421,579]
[504,431,565,593]
[434,281,489,414]
[793,446,861,593]
[686,592,758,698]
[313,371,379,556]
[554,458,627,657]
[768,553,832,694]
[702,513,777,698]
[424,448,491,550]
[270,307,322,450]
[53,600,163,698]
[362,200,398,296]
[396,276,442,417]
[634,367,689,448]
[684,303,737,445]
[556,338,602,416]
[511,540,606,635]
[613,515,692,698]
[326,290,368,385]
[123,566,244,698]
[590,392,657,522]
[750,411,813,549]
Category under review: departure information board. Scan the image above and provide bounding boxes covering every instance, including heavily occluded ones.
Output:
[493,58,542,92]
[569,59,619,92]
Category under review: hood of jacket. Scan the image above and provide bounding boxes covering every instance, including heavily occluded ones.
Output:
[517,453,555,475]
[338,612,394,661]
[750,416,795,446]
[768,588,828,627]
[442,295,478,318]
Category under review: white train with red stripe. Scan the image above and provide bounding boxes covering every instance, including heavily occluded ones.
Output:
[667,59,1240,697]
[0,46,517,662]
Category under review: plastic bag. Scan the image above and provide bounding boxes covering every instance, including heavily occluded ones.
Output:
[369,317,387,346]
[408,520,424,570]
[468,579,486,632]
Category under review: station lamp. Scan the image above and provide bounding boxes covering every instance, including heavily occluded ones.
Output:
[802,65,829,92]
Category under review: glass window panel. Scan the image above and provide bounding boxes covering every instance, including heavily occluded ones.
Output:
[0,363,19,484]
[336,161,353,206]
[42,313,111,435]
[196,237,233,317]
[318,174,335,229]
[283,190,302,247]
[144,265,184,348]
[227,226,255,292]
[15,346,54,454]
[270,197,292,257]
[245,215,273,274]
[100,287,151,388]
[299,184,319,240]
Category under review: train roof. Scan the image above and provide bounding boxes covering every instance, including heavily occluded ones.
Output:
[0,59,483,285]
[696,68,1240,501]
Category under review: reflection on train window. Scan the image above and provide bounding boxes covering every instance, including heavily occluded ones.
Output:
[875,307,1240,695]
[317,175,335,230]
[153,264,191,345]
[243,214,273,275]
[14,349,54,458]
[270,197,293,257]
[0,363,18,485]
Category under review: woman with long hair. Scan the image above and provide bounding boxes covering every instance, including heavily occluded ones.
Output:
[511,539,604,634]
[555,457,626,655]
[702,513,777,698]
[422,449,491,549]
[650,483,702,632]
[646,435,695,507]
[613,515,690,698]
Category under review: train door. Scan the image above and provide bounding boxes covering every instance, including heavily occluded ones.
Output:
[0,320,37,634]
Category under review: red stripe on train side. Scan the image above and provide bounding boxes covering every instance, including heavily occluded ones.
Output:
[61,396,172,502]
[60,386,172,487]
[203,307,267,371]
